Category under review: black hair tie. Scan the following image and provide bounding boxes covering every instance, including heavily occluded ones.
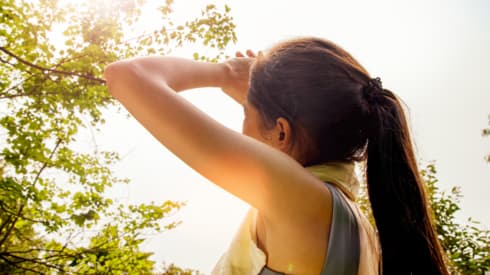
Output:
[362,77,385,105]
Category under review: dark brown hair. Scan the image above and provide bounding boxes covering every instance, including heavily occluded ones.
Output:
[248,37,448,274]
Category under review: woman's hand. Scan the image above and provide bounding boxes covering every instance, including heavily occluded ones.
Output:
[221,50,257,105]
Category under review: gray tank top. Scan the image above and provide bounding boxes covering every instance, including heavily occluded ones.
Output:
[258,183,360,275]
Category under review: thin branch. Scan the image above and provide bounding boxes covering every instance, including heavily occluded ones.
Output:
[120,30,159,44]
[0,47,106,84]
[0,55,16,67]
[32,138,63,187]
[0,202,46,224]
[53,53,91,70]
[1,74,37,95]
[0,206,23,249]
[0,216,13,237]
[0,254,44,274]
[1,248,67,255]
[0,91,63,100]
[11,227,38,245]
[119,27,179,44]
[0,139,63,249]
[0,56,35,76]
[1,52,92,99]
[1,70,52,101]
[1,252,66,273]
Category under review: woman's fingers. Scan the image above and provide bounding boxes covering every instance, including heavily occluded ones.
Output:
[235,50,258,58]
[246,49,256,57]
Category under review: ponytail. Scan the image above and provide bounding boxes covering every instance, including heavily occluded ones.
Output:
[363,80,448,274]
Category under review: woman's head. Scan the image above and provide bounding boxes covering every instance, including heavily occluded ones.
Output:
[245,37,449,274]
[246,37,372,166]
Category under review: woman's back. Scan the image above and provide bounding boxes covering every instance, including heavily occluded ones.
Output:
[212,162,380,275]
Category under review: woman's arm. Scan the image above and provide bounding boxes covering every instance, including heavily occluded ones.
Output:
[106,57,228,92]
[106,54,253,104]
[104,57,330,223]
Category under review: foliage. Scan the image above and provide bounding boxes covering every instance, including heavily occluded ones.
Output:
[423,164,490,274]
[160,262,203,275]
[0,0,236,273]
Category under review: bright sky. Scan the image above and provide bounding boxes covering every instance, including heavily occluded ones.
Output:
[79,0,490,272]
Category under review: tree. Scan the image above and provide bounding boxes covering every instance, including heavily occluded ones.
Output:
[423,164,490,274]
[160,262,203,275]
[0,0,236,273]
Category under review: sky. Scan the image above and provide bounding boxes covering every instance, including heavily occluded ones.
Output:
[78,0,490,272]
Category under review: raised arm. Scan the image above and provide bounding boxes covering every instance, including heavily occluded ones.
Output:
[106,53,254,104]
[105,56,228,92]
[103,56,330,222]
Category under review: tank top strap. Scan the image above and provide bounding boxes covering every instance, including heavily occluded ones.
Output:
[321,182,360,274]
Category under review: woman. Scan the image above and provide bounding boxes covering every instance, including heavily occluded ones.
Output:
[104,37,448,274]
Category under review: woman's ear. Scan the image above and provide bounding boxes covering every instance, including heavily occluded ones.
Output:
[273,117,292,152]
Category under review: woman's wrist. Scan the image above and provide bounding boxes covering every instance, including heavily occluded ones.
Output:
[215,62,232,89]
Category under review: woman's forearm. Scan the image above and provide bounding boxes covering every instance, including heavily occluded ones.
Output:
[105,56,229,93]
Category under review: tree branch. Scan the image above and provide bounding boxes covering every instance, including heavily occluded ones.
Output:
[0,201,46,224]
[1,252,66,273]
[0,55,16,67]
[0,91,63,100]
[1,74,37,96]
[5,247,67,255]
[0,47,106,84]
[0,216,13,238]
[1,52,93,100]
[0,139,63,250]
[32,138,63,187]
[0,206,23,249]
[0,254,43,274]
[12,227,38,245]
[119,27,180,45]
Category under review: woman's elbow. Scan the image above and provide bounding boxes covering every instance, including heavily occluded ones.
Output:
[104,61,128,84]
[104,60,138,97]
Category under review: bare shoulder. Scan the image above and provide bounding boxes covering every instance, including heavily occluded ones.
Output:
[262,162,334,227]
[241,139,333,223]
[256,172,333,274]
